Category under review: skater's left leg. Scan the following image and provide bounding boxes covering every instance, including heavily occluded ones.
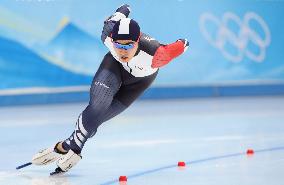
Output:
[61,70,158,153]
[49,69,121,174]
[53,71,158,174]
[62,70,159,150]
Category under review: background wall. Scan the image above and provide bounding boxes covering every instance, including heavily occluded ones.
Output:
[1,0,284,105]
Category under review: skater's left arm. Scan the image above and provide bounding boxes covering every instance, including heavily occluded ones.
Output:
[151,39,189,68]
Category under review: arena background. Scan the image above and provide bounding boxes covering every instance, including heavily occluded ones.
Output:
[1,1,284,185]
[0,0,284,105]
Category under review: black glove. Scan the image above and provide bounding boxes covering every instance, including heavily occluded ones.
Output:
[104,4,131,24]
[116,4,131,17]
[177,39,189,47]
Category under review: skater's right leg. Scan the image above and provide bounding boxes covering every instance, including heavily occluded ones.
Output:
[50,54,122,173]
[32,53,121,170]
[59,62,158,156]
[65,71,121,153]
[60,55,158,155]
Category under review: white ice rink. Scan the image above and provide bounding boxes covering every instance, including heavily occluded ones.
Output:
[0,96,284,185]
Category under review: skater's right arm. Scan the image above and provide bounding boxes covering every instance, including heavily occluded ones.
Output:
[101,4,131,43]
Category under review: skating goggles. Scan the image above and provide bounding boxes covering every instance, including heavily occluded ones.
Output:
[113,41,135,50]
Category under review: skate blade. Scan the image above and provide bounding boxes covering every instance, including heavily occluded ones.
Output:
[50,167,65,176]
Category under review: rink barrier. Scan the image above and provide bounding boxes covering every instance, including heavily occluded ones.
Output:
[0,83,284,106]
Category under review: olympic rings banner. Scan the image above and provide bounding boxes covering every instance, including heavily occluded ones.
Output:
[0,0,284,90]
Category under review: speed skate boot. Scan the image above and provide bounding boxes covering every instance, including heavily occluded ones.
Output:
[31,142,67,166]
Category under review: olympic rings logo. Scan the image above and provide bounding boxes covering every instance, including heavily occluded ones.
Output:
[199,12,271,63]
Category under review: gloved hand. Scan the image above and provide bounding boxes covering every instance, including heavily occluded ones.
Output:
[104,4,131,24]
[177,39,189,51]
[116,4,131,17]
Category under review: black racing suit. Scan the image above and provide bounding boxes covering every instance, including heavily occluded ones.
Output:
[62,5,188,153]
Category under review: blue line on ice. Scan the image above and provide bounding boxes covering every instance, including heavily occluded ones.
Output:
[100,146,284,185]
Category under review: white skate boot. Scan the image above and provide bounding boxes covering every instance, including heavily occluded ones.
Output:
[50,149,82,175]
[32,142,67,165]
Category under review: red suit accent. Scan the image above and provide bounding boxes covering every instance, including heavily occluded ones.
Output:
[151,40,186,68]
